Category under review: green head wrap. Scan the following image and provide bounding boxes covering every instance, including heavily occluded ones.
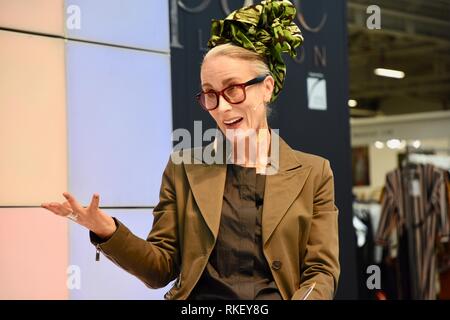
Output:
[208,0,304,102]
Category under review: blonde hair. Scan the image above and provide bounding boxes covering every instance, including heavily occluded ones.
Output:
[202,43,273,115]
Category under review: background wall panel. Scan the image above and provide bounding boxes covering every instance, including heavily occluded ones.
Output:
[0,0,64,36]
[64,0,169,52]
[0,30,67,206]
[0,208,69,299]
[65,40,172,207]
[0,1,173,300]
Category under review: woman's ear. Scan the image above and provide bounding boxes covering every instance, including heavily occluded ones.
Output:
[264,75,275,102]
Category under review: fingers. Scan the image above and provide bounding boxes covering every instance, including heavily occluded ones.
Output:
[62,201,72,211]
[88,193,100,211]
[42,192,99,223]
[41,192,82,218]
[41,202,73,217]
[62,192,84,212]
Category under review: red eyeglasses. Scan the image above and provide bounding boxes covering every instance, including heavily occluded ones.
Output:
[196,74,269,111]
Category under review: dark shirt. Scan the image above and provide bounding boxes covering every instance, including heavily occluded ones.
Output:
[189,164,282,300]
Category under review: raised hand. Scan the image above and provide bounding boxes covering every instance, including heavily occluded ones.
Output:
[41,192,116,239]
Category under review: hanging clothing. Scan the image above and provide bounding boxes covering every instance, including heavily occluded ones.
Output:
[438,171,450,299]
[353,201,383,263]
[376,164,450,299]
[353,200,383,299]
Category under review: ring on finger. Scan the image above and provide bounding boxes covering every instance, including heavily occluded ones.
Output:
[67,210,79,222]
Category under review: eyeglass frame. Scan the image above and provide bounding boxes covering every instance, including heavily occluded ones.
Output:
[196,74,269,111]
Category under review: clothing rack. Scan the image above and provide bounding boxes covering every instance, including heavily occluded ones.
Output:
[408,150,450,172]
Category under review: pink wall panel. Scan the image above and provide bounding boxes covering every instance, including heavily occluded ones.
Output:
[0,208,69,299]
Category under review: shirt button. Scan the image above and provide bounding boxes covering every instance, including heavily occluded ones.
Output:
[271,260,282,270]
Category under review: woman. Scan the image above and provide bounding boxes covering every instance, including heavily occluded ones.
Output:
[41,0,339,300]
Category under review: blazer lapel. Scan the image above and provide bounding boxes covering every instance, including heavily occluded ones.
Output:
[262,136,312,245]
[182,133,312,246]
[184,149,227,241]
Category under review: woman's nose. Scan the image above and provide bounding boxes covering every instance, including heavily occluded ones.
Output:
[217,95,232,112]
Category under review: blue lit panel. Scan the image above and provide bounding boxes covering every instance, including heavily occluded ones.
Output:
[68,209,173,299]
[64,0,169,52]
[66,40,172,207]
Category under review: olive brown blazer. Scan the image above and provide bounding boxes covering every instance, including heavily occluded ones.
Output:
[92,135,340,300]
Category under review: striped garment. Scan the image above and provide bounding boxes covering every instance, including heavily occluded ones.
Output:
[376,164,450,299]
